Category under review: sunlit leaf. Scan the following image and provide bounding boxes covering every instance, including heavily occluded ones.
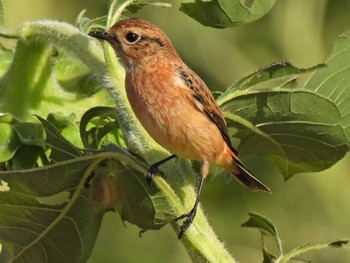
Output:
[0,122,21,162]
[218,59,349,179]
[12,121,46,148]
[0,114,46,166]
[180,0,276,28]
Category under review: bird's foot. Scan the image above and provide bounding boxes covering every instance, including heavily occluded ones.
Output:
[175,207,197,239]
[146,164,166,186]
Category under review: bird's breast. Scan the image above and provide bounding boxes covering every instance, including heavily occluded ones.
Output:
[125,67,225,162]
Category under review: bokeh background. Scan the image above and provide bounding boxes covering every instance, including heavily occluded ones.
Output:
[3,0,350,262]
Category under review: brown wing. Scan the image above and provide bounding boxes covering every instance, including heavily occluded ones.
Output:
[178,67,239,156]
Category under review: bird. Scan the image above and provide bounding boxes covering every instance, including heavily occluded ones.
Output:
[89,18,270,239]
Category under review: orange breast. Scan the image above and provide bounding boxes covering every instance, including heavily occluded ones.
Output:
[125,66,226,162]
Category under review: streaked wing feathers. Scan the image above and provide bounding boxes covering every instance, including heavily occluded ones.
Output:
[178,67,239,156]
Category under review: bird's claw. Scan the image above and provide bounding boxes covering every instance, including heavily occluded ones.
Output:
[146,164,166,186]
[175,208,197,239]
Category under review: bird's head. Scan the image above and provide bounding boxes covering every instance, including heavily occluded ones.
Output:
[89,18,179,68]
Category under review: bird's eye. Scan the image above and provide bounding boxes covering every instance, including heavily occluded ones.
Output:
[125,32,140,44]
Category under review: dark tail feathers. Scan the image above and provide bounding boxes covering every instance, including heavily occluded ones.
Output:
[231,157,271,193]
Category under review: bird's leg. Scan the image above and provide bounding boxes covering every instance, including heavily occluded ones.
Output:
[147,154,176,186]
[175,174,205,239]
[175,161,208,239]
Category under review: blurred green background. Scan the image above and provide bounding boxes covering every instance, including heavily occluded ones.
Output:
[3,0,350,262]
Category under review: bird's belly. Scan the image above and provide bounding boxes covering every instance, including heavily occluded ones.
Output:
[131,96,225,162]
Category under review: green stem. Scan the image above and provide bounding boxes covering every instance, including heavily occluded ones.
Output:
[276,243,332,263]
[19,20,106,76]
[155,176,236,262]
[0,20,107,120]
[0,40,51,119]
[0,27,18,39]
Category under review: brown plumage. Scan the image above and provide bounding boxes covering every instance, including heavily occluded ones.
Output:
[89,18,270,238]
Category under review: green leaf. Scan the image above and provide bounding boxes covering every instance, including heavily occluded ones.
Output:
[12,121,46,148]
[0,114,46,166]
[126,3,147,13]
[92,153,170,230]
[241,211,277,237]
[37,116,82,162]
[0,125,171,262]
[0,152,170,262]
[218,60,349,179]
[0,155,105,263]
[243,212,349,263]
[242,212,282,254]
[304,30,350,143]
[8,145,43,169]
[107,0,134,28]
[46,112,77,132]
[180,0,276,28]
[126,2,172,14]
[0,121,21,162]
[80,106,123,149]
[76,10,107,34]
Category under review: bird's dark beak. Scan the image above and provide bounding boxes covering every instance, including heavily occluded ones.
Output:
[89,31,112,41]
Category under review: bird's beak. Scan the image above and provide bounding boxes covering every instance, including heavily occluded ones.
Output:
[89,31,112,42]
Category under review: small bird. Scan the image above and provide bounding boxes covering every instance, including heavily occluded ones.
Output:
[89,18,270,239]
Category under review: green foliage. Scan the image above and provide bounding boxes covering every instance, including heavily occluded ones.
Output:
[218,60,349,179]
[0,0,349,262]
[0,117,171,262]
[242,212,349,263]
[180,0,276,28]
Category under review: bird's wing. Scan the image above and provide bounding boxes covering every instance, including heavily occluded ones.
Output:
[178,67,239,156]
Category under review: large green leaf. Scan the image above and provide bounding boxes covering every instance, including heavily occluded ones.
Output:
[0,155,104,263]
[0,118,171,263]
[180,0,276,28]
[304,30,350,142]
[217,30,350,179]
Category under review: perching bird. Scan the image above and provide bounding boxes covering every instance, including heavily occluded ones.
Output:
[89,18,270,239]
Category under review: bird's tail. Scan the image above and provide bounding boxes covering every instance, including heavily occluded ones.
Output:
[227,155,271,193]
